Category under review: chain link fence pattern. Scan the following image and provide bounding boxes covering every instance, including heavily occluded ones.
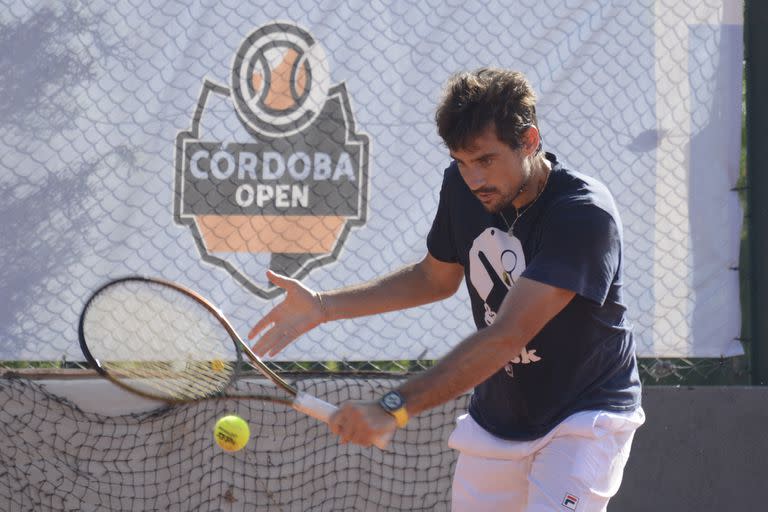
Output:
[0,1,745,376]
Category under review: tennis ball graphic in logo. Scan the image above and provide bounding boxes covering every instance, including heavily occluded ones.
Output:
[232,22,331,136]
[251,45,310,113]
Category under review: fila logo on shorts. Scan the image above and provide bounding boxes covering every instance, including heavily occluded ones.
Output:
[562,493,579,510]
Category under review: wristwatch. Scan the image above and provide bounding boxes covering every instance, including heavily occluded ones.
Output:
[378,390,409,428]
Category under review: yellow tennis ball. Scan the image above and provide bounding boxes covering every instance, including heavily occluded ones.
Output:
[214,415,250,452]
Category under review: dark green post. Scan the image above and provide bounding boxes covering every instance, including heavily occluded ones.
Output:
[746,0,768,384]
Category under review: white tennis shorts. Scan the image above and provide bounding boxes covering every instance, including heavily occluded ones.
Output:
[449,407,645,512]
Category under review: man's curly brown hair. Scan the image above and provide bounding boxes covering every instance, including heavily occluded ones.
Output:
[435,68,539,152]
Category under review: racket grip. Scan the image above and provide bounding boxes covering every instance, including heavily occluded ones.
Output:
[293,391,337,422]
[292,392,391,450]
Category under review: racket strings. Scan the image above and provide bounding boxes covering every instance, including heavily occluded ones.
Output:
[104,360,235,400]
[82,279,242,402]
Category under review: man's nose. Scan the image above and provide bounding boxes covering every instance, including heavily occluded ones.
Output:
[463,166,486,190]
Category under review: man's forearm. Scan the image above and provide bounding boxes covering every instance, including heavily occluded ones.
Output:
[395,325,523,416]
[394,277,575,418]
[323,259,457,321]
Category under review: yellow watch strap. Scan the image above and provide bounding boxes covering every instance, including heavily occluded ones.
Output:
[390,406,409,428]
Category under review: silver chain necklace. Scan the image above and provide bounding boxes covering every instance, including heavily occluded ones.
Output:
[499,167,550,235]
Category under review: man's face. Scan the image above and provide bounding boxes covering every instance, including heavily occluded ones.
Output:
[450,124,529,214]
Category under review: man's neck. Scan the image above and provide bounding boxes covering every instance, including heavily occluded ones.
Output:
[511,155,551,210]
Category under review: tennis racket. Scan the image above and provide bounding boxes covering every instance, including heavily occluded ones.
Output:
[78,276,390,449]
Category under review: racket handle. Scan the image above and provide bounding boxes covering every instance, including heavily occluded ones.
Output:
[292,391,337,422]
[292,392,391,450]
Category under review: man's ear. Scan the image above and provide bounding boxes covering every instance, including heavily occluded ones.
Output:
[522,126,541,157]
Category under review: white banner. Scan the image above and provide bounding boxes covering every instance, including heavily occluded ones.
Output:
[0,0,744,360]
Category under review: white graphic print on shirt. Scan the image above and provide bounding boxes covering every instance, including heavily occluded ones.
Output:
[468,227,541,377]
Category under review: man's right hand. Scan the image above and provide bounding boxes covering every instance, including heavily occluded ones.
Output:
[248,270,327,357]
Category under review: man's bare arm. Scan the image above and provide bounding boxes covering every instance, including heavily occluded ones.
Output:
[249,253,463,356]
[328,276,576,445]
[323,253,464,321]
[397,277,575,416]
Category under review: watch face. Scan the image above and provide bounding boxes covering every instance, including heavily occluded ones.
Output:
[381,392,404,411]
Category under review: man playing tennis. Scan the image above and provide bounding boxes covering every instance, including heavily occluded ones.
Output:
[249,68,644,512]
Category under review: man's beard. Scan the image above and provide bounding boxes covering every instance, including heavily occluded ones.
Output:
[475,187,516,213]
[477,166,533,213]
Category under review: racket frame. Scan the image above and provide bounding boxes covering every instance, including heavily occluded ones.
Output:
[78,276,296,404]
[78,276,390,448]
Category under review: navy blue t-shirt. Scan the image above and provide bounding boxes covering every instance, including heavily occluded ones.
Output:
[427,153,641,440]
